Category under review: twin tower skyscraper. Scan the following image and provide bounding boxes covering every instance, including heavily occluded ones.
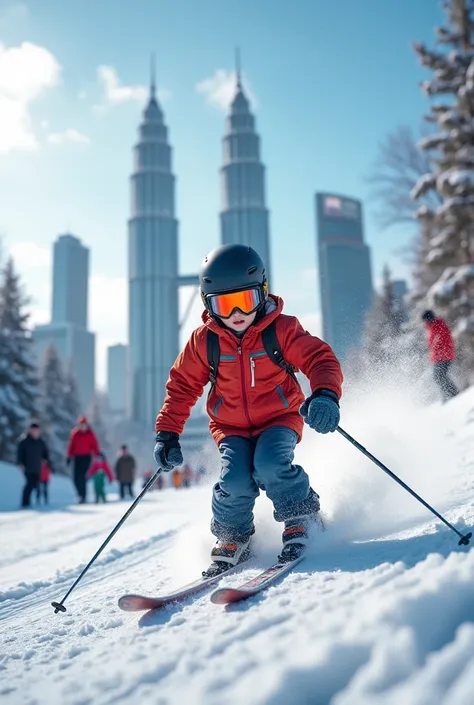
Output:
[128,63,270,425]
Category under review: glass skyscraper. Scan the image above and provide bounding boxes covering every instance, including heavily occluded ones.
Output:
[33,233,95,409]
[52,234,89,328]
[315,193,373,362]
[220,71,271,284]
[128,74,179,425]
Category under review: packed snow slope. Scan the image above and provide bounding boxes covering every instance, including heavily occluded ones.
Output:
[1,386,474,705]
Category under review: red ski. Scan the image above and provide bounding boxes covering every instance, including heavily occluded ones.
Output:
[210,556,304,605]
[118,561,249,612]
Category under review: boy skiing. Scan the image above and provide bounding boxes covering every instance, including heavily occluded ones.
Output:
[154,245,342,577]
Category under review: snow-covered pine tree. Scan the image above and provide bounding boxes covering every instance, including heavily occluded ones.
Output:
[412,0,474,382]
[361,266,404,368]
[63,363,80,438]
[0,257,40,462]
[39,345,73,475]
[344,267,431,400]
[89,393,111,460]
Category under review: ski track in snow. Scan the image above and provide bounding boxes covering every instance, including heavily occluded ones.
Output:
[1,391,474,704]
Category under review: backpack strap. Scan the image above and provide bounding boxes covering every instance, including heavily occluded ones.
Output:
[206,321,296,387]
[206,330,220,388]
[261,320,298,382]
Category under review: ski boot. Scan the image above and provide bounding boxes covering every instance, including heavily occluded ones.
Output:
[279,513,325,563]
[202,538,251,578]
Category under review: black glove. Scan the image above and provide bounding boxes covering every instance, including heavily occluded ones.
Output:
[66,457,71,467]
[153,431,183,471]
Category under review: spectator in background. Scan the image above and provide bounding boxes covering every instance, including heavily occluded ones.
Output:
[36,459,52,505]
[142,468,153,489]
[67,415,100,504]
[17,422,50,508]
[172,468,182,490]
[181,464,192,488]
[87,452,113,503]
[422,310,459,403]
[115,444,136,499]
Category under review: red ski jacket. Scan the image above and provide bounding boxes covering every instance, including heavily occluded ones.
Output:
[425,318,456,364]
[67,428,100,458]
[87,460,114,482]
[156,296,343,445]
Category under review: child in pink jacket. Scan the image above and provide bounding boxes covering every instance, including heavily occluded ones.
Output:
[87,453,114,503]
[36,460,51,505]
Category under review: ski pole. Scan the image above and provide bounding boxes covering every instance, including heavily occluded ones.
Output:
[337,426,472,546]
[51,467,163,614]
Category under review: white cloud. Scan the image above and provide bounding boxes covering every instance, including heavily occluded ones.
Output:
[95,65,171,111]
[196,69,257,112]
[29,306,49,327]
[97,65,147,106]
[0,41,61,153]
[9,241,52,269]
[298,311,322,338]
[47,128,90,145]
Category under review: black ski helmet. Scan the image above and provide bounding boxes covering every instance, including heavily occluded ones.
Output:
[200,243,267,294]
[421,309,436,322]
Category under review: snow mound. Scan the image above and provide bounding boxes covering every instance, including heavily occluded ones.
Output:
[1,386,474,704]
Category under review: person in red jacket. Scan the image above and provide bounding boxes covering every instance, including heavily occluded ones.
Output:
[422,310,459,402]
[87,453,114,503]
[154,244,343,576]
[36,459,52,505]
[66,415,100,503]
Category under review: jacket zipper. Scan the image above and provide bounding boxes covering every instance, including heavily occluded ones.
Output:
[250,358,256,387]
[238,345,252,426]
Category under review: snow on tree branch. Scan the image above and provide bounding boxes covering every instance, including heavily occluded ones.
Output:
[412,0,474,382]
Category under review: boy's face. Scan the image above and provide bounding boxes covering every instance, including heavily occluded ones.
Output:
[221,310,257,332]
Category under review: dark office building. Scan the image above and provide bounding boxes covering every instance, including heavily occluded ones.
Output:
[315,193,373,361]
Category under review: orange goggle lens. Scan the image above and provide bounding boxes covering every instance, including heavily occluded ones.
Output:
[208,288,261,318]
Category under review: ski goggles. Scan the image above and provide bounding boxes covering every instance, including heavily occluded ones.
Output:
[207,286,263,319]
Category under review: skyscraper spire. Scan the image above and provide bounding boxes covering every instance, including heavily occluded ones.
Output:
[235,46,242,89]
[150,52,156,99]
[129,62,178,424]
[220,56,272,285]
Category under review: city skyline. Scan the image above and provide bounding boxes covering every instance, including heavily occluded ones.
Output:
[33,233,96,408]
[0,0,445,386]
[316,193,373,361]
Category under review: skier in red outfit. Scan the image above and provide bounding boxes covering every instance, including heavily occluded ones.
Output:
[154,244,343,577]
[422,310,459,402]
[67,416,100,503]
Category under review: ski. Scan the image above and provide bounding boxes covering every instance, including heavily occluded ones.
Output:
[118,561,249,612]
[210,555,304,605]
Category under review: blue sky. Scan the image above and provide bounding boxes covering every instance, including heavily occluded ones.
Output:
[0,0,443,385]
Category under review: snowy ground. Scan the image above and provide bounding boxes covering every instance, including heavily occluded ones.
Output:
[1,387,474,705]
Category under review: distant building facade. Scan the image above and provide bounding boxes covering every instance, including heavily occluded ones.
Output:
[220,70,271,284]
[33,233,95,409]
[128,73,179,426]
[315,193,373,361]
[52,234,89,328]
[393,279,409,322]
[107,344,128,414]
